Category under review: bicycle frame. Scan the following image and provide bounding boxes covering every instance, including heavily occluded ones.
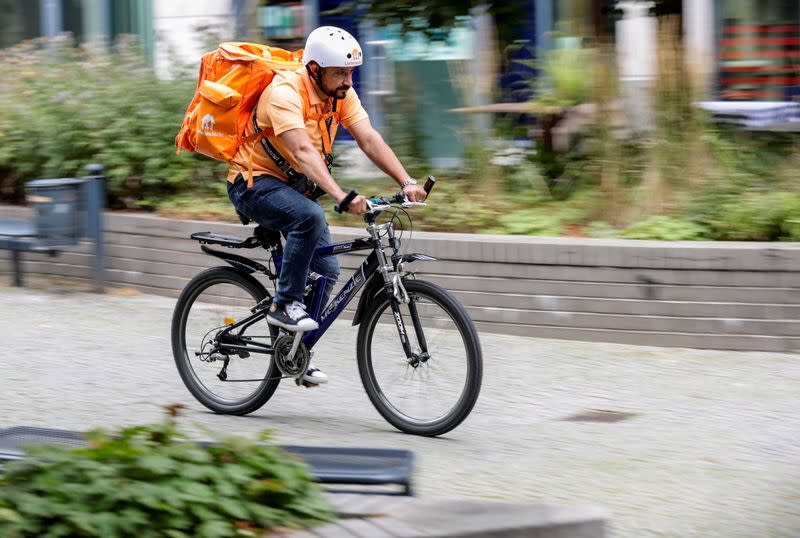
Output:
[209,214,436,364]
[274,236,378,349]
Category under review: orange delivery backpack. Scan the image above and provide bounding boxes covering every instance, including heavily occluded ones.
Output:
[175,42,304,163]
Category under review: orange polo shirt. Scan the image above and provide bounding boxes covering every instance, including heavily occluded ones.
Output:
[227,67,369,183]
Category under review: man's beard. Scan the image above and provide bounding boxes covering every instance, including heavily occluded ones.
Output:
[320,78,350,99]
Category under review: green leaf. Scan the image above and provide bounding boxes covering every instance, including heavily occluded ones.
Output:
[136,454,176,475]
[219,499,251,520]
[164,531,192,538]
[197,520,234,538]
[178,481,216,502]
[0,507,21,523]
[41,522,74,538]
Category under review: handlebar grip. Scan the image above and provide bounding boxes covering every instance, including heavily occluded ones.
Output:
[424,176,436,194]
[334,188,359,214]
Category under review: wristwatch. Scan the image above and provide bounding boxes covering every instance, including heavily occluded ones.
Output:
[400,178,417,189]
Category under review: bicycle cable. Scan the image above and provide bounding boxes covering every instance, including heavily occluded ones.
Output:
[199,324,227,362]
[387,205,413,261]
[399,206,413,259]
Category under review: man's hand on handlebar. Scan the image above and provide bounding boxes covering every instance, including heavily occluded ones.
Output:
[402,184,427,202]
[348,194,368,214]
[334,177,435,215]
[343,194,368,214]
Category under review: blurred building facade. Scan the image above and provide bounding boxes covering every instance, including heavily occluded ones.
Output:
[2,0,798,161]
[551,0,800,101]
[1,1,155,60]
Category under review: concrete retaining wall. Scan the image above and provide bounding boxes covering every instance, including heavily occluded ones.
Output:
[305,493,607,538]
[2,207,799,352]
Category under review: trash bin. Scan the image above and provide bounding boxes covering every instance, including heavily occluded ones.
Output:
[25,178,85,249]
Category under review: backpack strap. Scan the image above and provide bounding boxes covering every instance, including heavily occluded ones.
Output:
[249,97,338,193]
[318,98,338,170]
[252,108,307,183]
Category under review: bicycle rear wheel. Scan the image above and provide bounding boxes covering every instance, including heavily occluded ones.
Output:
[171,266,280,415]
[357,279,482,436]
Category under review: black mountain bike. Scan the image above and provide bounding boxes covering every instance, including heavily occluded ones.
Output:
[171,177,482,436]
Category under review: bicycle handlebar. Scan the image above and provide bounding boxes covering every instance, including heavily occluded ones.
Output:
[367,192,405,206]
[334,176,437,214]
[423,176,436,194]
[334,189,359,214]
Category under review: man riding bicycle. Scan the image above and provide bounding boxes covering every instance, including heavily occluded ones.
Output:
[226,26,426,385]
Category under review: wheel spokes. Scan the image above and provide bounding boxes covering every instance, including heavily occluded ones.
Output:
[182,281,272,404]
[367,293,469,424]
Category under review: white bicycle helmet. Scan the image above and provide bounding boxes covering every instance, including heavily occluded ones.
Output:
[302,26,363,68]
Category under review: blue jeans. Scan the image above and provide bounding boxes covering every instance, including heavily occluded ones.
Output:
[227,174,339,307]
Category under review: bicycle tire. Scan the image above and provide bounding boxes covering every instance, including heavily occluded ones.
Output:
[357,279,482,436]
[171,266,280,415]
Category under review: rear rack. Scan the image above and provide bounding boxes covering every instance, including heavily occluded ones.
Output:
[191,231,260,249]
[191,226,283,251]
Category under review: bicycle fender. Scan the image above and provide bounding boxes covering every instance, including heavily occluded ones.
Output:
[200,244,269,274]
[351,253,437,326]
[402,253,437,263]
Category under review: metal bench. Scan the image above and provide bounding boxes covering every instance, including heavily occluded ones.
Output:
[0,165,105,291]
[0,426,415,496]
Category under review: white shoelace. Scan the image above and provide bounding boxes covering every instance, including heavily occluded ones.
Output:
[285,300,309,321]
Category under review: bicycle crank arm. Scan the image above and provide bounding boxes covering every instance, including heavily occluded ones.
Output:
[286,331,304,362]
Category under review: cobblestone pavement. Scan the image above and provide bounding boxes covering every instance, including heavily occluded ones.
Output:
[1,282,799,537]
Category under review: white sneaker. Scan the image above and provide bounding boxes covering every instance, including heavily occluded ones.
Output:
[267,300,319,332]
[303,364,328,384]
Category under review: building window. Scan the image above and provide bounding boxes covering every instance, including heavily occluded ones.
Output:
[718,0,800,100]
[256,0,307,50]
[554,0,619,43]
[0,0,41,48]
[61,0,84,42]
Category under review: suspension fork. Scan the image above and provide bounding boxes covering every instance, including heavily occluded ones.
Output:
[367,218,427,361]
[387,297,414,359]
[407,298,429,354]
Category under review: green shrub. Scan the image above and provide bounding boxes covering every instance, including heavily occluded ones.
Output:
[619,215,710,241]
[585,221,619,238]
[783,217,800,241]
[701,191,800,241]
[0,36,226,207]
[777,193,800,241]
[531,47,599,109]
[0,418,335,537]
[490,209,565,236]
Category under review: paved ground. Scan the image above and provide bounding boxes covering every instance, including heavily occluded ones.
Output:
[1,279,799,537]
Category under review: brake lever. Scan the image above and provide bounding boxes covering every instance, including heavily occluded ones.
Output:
[365,194,426,214]
[365,198,391,215]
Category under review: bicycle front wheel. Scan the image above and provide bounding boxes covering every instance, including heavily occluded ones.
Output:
[357,279,482,436]
[171,266,280,415]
